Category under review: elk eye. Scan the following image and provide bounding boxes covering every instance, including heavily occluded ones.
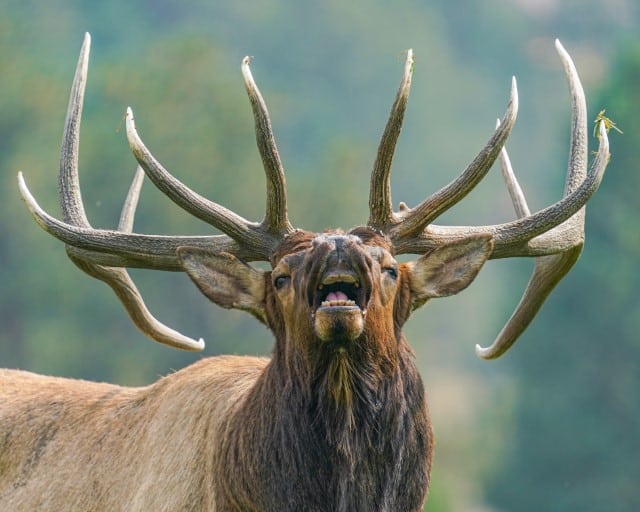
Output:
[383,266,398,280]
[274,275,291,290]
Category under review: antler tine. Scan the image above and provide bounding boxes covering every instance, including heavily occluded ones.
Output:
[59,32,91,225]
[241,57,293,236]
[476,250,581,359]
[68,167,205,351]
[556,39,588,195]
[118,165,145,232]
[489,38,592,254]
[368,49,414,231]
[70,256,206,351]
[19,34,242,270]
[389,76,519,242]
[43,33,205,351]
[496,118,530,218]
[476,145,584,359]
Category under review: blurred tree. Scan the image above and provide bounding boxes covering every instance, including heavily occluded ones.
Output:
[484,41,640,512]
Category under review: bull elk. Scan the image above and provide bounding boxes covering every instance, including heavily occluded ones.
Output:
[1,33,609,511]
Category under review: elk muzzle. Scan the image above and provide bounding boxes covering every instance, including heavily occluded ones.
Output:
[308,235,372,343]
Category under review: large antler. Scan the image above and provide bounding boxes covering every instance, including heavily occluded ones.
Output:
[18,33,293,350]
[369,42,610,359]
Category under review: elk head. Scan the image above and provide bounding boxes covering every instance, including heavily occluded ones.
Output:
[177,229,491,390]
[19,33,609,365]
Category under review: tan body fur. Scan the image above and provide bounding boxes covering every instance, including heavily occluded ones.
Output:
[0,357,265,511]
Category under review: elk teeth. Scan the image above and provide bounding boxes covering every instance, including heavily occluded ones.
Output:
[321,299,356,307]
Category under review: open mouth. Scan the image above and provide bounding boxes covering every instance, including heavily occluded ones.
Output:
[312,272,368,313]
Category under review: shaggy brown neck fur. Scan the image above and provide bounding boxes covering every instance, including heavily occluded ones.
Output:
[214,253,433,512]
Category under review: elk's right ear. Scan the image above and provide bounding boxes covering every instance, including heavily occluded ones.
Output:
[178,247,267,324]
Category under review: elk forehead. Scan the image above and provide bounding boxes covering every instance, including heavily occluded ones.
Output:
[311,233,363,248]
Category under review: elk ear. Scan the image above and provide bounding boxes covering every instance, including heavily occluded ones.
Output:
[178,247,267,324]
[406,234,493,310]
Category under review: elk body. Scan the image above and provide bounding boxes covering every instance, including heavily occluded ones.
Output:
[1,34,609,511]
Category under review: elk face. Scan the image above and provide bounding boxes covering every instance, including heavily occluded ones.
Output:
[178,229,493,364]
[272,232,390,348]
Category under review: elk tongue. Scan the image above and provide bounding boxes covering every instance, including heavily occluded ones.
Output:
[326,291,349,302]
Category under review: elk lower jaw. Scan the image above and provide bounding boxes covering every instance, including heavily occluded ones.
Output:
[313,304,366,342]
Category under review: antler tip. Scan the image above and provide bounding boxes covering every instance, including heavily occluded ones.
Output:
[554,39,574,67]
[509,76,519,110]
[192,338,206,351]
[125,107,137,131]
[17,171,30,201]
[406,48,414,64]
[596,120,611,156]
[475,343,498,360]
[241,56,257,88]
[402,49,414,83]
[241,56,254,80]
[16,171,48,229]
[124,107,139,146]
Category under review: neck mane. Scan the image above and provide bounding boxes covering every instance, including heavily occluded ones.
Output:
[220,335,432,511]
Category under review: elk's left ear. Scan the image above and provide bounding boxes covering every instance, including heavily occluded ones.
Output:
[406,234,493,310]
[178,247,267,324]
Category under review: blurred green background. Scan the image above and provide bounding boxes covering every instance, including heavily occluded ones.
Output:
[1,1,638,510]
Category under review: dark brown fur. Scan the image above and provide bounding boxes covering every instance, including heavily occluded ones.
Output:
[211,229,433,511]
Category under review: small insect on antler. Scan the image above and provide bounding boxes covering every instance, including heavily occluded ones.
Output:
[366,41,609,358]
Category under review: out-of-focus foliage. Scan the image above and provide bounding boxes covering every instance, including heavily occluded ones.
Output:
[484,41,640,512]
[0,1,637,510]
